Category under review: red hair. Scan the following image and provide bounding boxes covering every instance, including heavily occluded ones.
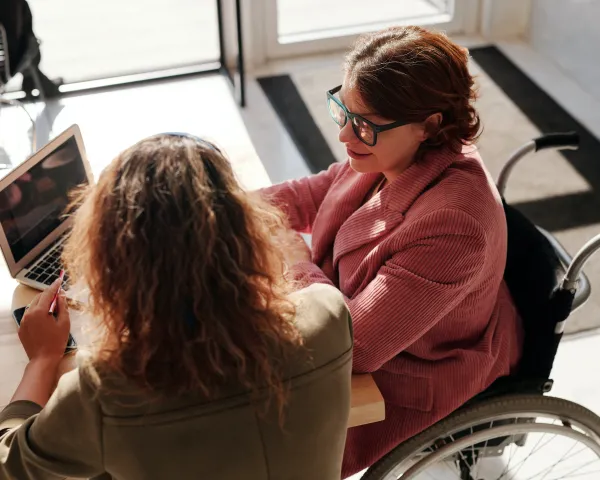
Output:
[345,25,481,153]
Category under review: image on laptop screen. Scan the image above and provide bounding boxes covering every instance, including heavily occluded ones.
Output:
[0,136,89,263]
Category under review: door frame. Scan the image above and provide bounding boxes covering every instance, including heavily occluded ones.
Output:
[248,0,480,64]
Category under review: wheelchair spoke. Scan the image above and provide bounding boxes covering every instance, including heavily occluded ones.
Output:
[449,435,467,464]
[470,427,476,476]
[550,463,600,479]
[501,432,559,479]
[425,440,462,480]
[383,397,600,480]
[423,426,593,480]
[474,421,493,480]
[548,458,600,479]
[520,442,581,480]
[449,433,475,478]
[497,418,520,479]
[443,457,462,480]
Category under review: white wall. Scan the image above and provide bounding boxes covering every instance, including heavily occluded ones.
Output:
[530,0,600,103]
[480,0,532,39]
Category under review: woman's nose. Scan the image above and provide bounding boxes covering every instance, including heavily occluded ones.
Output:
[338,121,356,144]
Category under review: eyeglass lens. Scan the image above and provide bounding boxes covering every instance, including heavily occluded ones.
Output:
[328,96,376,146]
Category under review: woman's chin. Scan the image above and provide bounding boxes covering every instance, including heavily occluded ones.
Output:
[349,157,376,173]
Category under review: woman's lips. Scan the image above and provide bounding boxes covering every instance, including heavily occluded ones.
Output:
[346,147,371,159]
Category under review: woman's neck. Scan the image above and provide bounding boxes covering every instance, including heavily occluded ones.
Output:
[382,143,421,182]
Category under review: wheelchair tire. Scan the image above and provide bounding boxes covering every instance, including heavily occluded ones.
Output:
[361,394,600,480]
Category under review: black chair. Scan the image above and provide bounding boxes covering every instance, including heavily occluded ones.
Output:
[0,0,60,100]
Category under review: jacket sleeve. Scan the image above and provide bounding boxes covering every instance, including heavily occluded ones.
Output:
[290,209,488,373]
[0,368,104,479]
[260,161,345,233]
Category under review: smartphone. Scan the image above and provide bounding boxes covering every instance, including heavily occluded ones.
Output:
[12,306,77,353]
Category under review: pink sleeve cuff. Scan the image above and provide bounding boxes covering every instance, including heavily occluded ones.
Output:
[287,261,335,288]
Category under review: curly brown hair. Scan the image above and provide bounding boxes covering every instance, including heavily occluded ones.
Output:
[63,134,302,412]
[345,25,481,153]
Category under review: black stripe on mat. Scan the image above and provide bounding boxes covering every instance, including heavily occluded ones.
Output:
[471,46,600,231]
[257,75,337,173]
[258,47,600,231]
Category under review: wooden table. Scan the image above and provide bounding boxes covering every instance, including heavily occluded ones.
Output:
[1,284,385,427]
[349,374,385,427]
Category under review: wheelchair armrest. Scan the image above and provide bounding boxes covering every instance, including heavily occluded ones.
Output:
[537,227,591,311]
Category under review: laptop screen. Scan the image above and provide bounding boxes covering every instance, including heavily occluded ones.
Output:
[0,136,89,263]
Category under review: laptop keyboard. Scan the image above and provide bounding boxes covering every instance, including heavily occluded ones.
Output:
[24,243,70,287]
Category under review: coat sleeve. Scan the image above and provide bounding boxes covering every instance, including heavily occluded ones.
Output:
[0,368,104,479]
[290,209,488,373]
[260,161,345,233]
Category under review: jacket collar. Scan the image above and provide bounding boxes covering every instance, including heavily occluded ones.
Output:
[331,147,460,265]
[383,146,458,214]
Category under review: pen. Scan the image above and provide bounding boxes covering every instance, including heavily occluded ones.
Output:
[49,269,65,315]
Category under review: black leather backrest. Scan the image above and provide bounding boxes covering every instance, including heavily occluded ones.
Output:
[0,24,10,85]
[503,202,563,323]
[503,202,564,378]
[0,0,34,82]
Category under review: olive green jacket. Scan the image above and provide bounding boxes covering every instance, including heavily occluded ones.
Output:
[0,284,352,479]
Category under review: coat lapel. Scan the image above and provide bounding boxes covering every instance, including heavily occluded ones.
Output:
[311,169,379,267]
[332,148,458,265]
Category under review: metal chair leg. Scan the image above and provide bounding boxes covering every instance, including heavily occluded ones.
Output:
[23,65,61,101]
[0,97,37,152]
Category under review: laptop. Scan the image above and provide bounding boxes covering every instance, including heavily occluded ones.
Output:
[0,125,93,292]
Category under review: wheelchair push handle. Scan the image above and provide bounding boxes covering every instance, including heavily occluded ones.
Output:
[534,132,580,152]
[561,232,600,293]
[538,228,591,312]
[497,132,581,197]
[553,231,600,334]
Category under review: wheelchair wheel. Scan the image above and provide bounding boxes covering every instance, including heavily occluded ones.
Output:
[361,394,600,480]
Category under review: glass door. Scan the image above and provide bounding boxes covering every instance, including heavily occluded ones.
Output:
[2,0,251,105]
[28,0,221,84]
[262,0,476,60]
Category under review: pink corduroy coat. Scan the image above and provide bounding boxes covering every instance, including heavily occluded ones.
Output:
[261,146,523,478]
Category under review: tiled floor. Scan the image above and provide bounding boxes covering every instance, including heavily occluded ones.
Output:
[0,40,599,479]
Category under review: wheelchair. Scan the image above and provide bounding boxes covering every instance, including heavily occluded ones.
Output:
[362,132,600,480]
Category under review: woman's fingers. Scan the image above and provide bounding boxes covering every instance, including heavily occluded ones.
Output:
[19,291,72,361]
[37,278,63,310]
[55,295,71,330]
[27,292,42,308]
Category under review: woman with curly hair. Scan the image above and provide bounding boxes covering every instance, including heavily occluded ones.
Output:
[261,26,523,477]
[0,134,353,480]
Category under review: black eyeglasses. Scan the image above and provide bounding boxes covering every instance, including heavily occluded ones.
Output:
[327,85,410,147]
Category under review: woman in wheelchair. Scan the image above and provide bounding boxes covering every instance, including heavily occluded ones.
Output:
[261,25,524,478]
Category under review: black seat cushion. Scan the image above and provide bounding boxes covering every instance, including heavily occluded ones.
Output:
[0,0,35,83]
[471,202,565,403]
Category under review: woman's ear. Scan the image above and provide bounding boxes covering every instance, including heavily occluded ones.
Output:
[422,113,443,141]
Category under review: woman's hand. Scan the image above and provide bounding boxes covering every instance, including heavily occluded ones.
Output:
[19,279,71,365]
[283,231,312,265]
[274,228,312,266]
[10,280,72,406]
